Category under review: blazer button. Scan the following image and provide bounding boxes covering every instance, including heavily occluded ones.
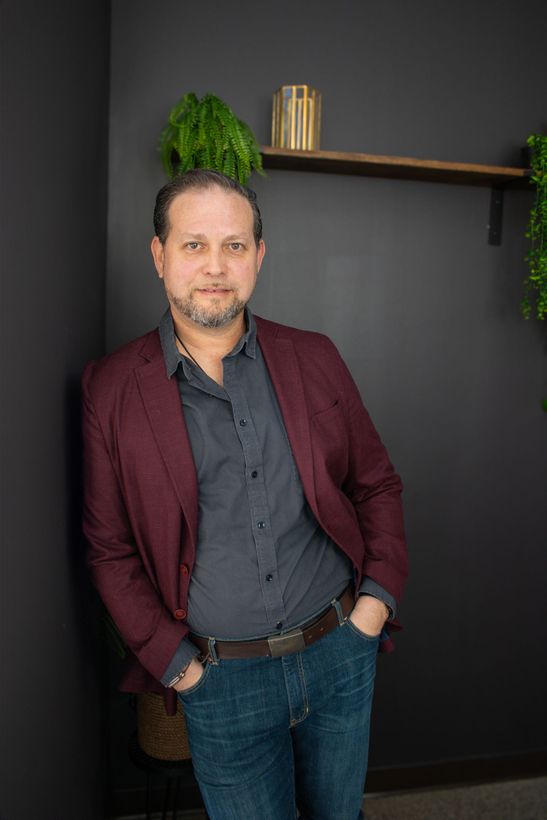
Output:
[179,563,189,576]
[174,609,187,620]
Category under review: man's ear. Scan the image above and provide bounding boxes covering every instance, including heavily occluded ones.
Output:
[257,239,266,273]
[151,236,165,278]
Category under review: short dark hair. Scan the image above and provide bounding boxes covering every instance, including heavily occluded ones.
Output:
[153,169,263,246]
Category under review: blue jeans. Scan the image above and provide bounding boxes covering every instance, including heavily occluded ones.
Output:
[177,617,379,820]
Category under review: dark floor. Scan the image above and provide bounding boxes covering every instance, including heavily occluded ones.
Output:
[363,775,547,819]
[117,775,547,820]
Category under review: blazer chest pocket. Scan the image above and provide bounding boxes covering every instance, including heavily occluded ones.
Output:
[310,401,348,481]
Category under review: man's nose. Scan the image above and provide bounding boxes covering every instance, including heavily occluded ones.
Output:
[203,246,225,275]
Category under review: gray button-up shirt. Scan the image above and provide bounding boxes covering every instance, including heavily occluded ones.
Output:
[159,309,395,685]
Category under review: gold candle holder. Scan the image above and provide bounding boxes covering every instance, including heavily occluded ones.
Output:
[271,85,322,151]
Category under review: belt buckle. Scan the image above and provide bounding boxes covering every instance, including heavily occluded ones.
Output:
[267,629,306,657]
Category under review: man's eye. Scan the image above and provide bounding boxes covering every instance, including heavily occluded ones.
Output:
[186,242,200,250]
[229,242,243,251]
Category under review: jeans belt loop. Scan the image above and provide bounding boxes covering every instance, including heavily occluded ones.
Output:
[332,595,347,627]
[191,584,353,661]
[207,637,220,665]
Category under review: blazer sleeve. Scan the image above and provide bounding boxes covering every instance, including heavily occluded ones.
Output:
[82,362,187,682]
[334,347,408,604]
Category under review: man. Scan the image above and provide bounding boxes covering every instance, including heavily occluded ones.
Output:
[83,169,408,820]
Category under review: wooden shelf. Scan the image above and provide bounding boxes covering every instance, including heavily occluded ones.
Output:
[261,146,532,189]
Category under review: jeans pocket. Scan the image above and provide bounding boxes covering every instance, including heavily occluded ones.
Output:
[176,661,212,700]
[345,618,382,643]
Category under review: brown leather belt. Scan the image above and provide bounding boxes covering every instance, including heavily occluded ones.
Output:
[190,585,354,660]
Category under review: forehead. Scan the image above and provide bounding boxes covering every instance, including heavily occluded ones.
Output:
[167,186,254,236]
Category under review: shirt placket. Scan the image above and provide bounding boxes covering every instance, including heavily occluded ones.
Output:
[223,356,286,629]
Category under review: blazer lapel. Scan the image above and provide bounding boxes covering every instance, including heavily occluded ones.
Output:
[134,336,198,550]
[257,322,318,517]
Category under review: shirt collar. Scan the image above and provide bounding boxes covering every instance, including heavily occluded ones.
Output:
[159,306,257,379]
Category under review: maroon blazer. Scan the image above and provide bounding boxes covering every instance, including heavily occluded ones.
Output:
[82,315,408,712]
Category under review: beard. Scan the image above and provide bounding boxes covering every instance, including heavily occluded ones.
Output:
[166,286,246,329]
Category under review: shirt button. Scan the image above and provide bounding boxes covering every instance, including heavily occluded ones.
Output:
[257,521,266,529]
[179,563,189,576]
[276,621,283,630]
[266,574,273,582]
[174,609,187,620]
[251,470,258,478]
[239,418,247,426]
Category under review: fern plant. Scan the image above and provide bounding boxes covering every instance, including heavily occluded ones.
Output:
[522,133,547,320]
[159,92,264,185]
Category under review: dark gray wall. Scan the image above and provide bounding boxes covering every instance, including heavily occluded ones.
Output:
[105,0,547,788]
[0,2,110,819]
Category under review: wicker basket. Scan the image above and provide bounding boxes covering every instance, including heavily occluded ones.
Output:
[136,692,192,760]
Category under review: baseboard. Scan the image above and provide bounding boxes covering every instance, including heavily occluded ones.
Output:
[108,749,547,818]
[366,749,547,792]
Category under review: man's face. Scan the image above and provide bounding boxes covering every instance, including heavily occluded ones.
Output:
[151,186,265,330]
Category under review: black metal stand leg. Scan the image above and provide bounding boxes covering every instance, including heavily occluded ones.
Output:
[145,772,151,820]
[162,776,173,820]
[128,732,203,819]
[172,775,181,819]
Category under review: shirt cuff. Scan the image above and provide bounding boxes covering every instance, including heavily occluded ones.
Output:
[160,637,201,687]
[358,577,397,620]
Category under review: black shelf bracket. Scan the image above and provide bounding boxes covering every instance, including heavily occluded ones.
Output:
[488,186,504,245]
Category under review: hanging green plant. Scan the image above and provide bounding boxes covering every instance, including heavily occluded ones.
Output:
[522,133,547,320]
[158,92,264,185]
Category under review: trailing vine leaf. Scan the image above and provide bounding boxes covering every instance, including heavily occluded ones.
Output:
[223,149,236,179]
[174,119,191,163]
[238,119,264,174]
[169,93,197,127]
[160,123,177,177]
[158,92,265,185]
[214,139,225,171]
[522,133,547,320]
